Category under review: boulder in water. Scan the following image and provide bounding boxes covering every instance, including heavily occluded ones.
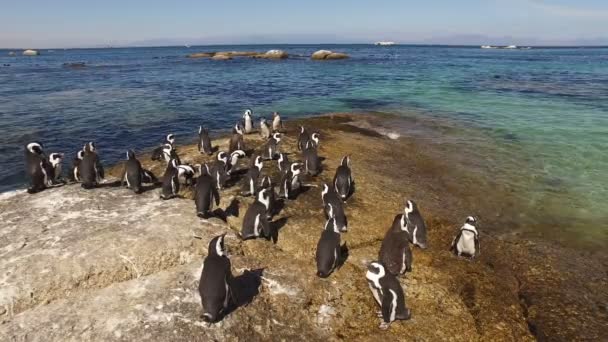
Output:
[212,54,232,60]
[22,49,39,56]
[311,50,348,60]
[256,49,288,59]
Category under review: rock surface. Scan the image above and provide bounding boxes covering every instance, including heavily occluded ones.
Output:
[311,50,349,60]
[1,113,605,341]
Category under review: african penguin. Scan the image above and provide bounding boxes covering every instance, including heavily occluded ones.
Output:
[321,183,348,232]
[177,164,196,186]
[259,118,271,139]
[366,262,412,330]
[302,140,321,176]
[242,109,254,134]
[279,162,302,200]
[229,123,245,153]
[151,143,180,164]
[310,132,320,148]
[210,161,229,191]
[272,111,283,132]
[297,126,310,151]
[160,158,180,200]
[450,216,480,259]
[194,164,221,219]
[24,142,50,193]
[315,216,342,278]
[404,200,428,249]
[277,153,289,174]
[80,142,104,189]
[217,149,246,175]
[242,156,263,196]
[122,150,144,194]
[259,176,276,219]
[199,234,233,323]
[333,155,353,200]
[379,213,413,276]
[241,188,271,240]
[264,132,281,160]
[198,126,214,155]
[47,153,64,184]
[69,150,84,182]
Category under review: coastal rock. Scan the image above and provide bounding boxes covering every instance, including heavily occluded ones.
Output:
[22,49,39,56]
[211,54,232,61]
[256,49,289,59]
[311,50,348,60]
[187,52,215,58]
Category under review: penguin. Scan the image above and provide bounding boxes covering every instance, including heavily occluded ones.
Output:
[259,118,271,139]
[259,176,275,219]
[142,169,158,184]
[241,188,271,240]
[177,164,196,186]
[378,213,413,276]
[242,109,254,134]
[315,215,342,278]
[151,134,176,160]
[69,150,85,182]
[264,133,281,160]
[321,184,348,232]
[450,216,480,258]
[297,126,310,151]
[229,123,245,153]
[198,126,213,155]
[210,161,229,191]
[160,158,180,200]
[242,155,263,196]
[310,132,320,148]
[199,234,233,323]
[24,142,51,193]
[277,153,290,174]
[302,141,321,176]
[122,150,143,194]
[404,200,428,249]
[272,111,283,132]
[194,164,221,219]
[218,149,246,175]
[151,143,180,164]
[333,155,353,200]
[279,162,302,200]
[366,262,412,330]
[80,142,104,189]
[47,153,64,184]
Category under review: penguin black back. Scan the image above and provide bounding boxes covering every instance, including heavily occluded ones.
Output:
[333,155,353,200]
[80,142,104,189]
[198,126,213,155]
[123,150,143,194]
[379,214,412,276]
[195,164,220,218]
[199,234,233,323]
[315,217,341,278]
[404,200,428,249]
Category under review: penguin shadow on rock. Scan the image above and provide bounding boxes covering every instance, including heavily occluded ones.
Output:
[208,198,241,223]
[222,268,264,318]
[269,216,290,244]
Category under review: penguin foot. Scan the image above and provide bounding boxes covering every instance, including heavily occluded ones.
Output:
[378,321,391,330]
[376,311,383,318]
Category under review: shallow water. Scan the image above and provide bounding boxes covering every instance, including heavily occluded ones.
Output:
[0,44,607,246]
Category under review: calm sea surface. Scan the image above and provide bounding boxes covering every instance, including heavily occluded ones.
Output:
[1,45,607,245]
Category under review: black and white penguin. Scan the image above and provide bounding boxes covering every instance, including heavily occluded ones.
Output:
[315,216,342,278]
[242,155,264,196]
[69,150,84,182]
[321,184,348,232]
[218,149,246,176]
[310,132,320,148]
[151,143,180,164]
[259,118,271,139]
[333,155,353,200]
[277,153,289,174]
[241,188,271,240]
[279,162,302,200]
[366,262,412,330]
[450,216,480,258]
[263,133,281,160]
[404,200,428,249]
[80,142,104,189]
[194,164,221,219]
[199,234,233,323]
[242,109,254,134]
[24,142,50,193]
[297,126,309,151]
[160,158,180,200]
[122,150,144,194]
[198,126,213,155]
[259,176,275,219]
[177,164,196,186]
[272,111,283,132]
[47,153,64,184]
[229,123,245,153]
[378,213,413,276]
[302,141,321,176]
[151,134,176,160]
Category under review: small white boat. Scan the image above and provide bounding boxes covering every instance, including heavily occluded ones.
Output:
[22,49,39,56]
[375,41,396,46]
[481,45,497,49]
[504,45,518,49]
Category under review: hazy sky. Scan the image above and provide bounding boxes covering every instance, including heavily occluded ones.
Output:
[1,0,607,48]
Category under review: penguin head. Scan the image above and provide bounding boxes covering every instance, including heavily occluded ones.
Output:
[299,126,306,134]
[311,133,320,145]
[272,132,281,142]
[230,150,246,163]
[161,143,173,154]
[341,155,351,167]
[273,111,279,118]
[166,134,175,145]
[76,150,85,160]
[321,183,329,198]
[217,151,228,164]
[465,216,477,225]
[257,188,270,209]
[26,142,44,155]
[260,118,267,125]
[365,262,386,287]
[254,156,264,171]
[126,150,136,160]
[48,153,64,166]
[278,153,286,164]
[326,203,335,220]
[198,126,203,135]
[233,122,244,135]
[83,142,96,153]
[405,199,418,215]
[208,234,227,258]
[243,109,253,119]
[170,158,179,169]
[290,163,302,176]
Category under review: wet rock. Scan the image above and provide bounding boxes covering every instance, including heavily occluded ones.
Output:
[212,54,232,61]
[311,50,349,60]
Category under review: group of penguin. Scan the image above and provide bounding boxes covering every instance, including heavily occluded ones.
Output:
[23,109,481,331]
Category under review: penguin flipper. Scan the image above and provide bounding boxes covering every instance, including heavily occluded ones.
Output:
[450,232,462,253]
[475,235,481,256]
[212,186,221,206]
[260,215,271,239]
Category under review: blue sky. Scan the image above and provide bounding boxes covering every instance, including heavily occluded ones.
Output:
[1,0,607,47]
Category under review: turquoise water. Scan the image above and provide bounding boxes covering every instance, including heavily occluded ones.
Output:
[0,45,607,242]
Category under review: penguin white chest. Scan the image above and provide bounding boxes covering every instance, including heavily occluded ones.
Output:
[457,231,476,255]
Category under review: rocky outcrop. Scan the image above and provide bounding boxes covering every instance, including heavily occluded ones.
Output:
[22,49,39,56]
[211,54,232,61]
[188,50,287,60]
[187,52,215,58]
[255,50,288,59]
[311,50,349,60]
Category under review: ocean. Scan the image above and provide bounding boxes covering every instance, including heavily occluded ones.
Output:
[0,44,607,246]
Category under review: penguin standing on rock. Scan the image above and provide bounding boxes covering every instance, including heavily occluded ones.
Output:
[198,126,213,155]
[310,132,320,149]
[297,126,309,151]
[80,142,104,189]
[229,123,245,153]
[272,112,283,132]
[242,109,254,134]
[259,119,271,139]
[333,155,353,200]
[194,164,220,219]
[404,200,428,249]
[315,215,342,278]
[259,176,276,219]
[379,213,413,276]
[241,188,271,240]
[321,184,348,232]
[302,141,321,176]
[122,150,144,194]
[264,133,281,160]
[69,150,84,182]
[24,142,51,193]
[366,262,412,330]
[242,156,263,196]
[199,234,233,323]
[160,159,180,200]
[177,164,196,186]
[151,134,176,160]
[277,153,289,173]
[47,153,65,184]
[450,216,480,259]
[279,162,302,200]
